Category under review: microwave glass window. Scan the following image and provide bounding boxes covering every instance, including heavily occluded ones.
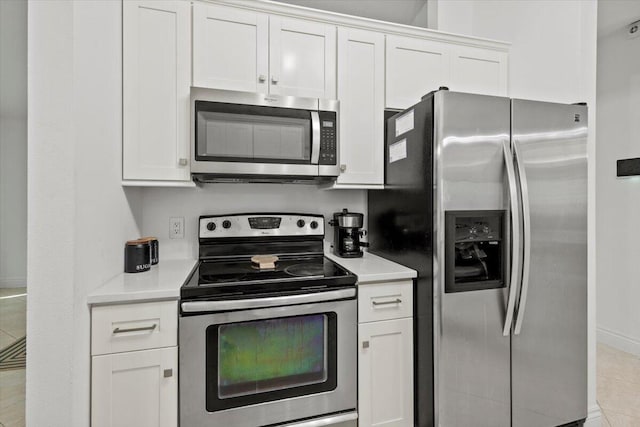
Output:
[217,314,328,399]
[197,111,311,162]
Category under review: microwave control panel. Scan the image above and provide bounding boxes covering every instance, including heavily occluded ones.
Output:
[318,111,337,165]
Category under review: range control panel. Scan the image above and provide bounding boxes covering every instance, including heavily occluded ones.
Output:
[318,111,337,165]
[199,214,324,239]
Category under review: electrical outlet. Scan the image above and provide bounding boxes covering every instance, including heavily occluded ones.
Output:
[169,217,184,239]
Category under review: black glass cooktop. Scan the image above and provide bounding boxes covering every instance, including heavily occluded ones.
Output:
[181,255,356,300]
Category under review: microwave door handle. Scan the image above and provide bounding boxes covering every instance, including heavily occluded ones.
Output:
[311,111,320,164]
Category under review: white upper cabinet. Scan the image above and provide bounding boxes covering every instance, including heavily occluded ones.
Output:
[123,0,191,183]
[269,16,336,99]
[449,45,508,96]
[336,27,384,186]
[193,8,337,99]
[192,3,269,92]
[386,35,451,110]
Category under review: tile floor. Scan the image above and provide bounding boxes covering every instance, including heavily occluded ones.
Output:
[0,287,26,427]
[0,288,638,427]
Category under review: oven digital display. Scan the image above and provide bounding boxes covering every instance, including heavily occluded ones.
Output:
[217,314,328,398]
[248,217,282,229]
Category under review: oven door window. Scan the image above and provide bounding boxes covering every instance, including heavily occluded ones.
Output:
[195,101,312,164]
[206,313,337,411]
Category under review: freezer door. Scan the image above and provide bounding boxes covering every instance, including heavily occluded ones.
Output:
[511,100,587,427]
[435,91,512,427]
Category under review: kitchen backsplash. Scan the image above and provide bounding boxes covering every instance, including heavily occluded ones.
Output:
[141,184,367,260]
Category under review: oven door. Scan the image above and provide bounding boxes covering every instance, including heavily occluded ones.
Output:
[179,288,357,427]
[191,88,338,178]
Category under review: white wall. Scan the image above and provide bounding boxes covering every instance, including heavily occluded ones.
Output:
[0,0,27,288]
[435,0,600,424]
[141,185,367,260]
[27,1,142,425]
[596,1,640,356]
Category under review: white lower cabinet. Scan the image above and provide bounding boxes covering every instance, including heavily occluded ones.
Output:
[91,301,178,427]
[358,282,414,427]
[91,347,177,427]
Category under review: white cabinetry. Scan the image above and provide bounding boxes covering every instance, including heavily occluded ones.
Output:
[358,280,414,427]
[122,1,192,185]
[193,4,336,99]
[386,35,451,110]
[91,301,178,427]
[336,28,384,186]
[386,35,508,110]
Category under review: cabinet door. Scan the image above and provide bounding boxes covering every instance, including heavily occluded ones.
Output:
[192,3,269,92]
[269,16,336,99]
[336,28,384,186]
[386,35,451,110]
[450,45,508,96]
[123,1,191,182]
[359,318,414,427]
[92,347,178,427]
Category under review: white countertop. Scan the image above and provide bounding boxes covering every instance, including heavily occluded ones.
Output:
[324,244,417,283]
[87,259,198,305]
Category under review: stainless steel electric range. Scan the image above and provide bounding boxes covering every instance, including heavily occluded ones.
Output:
[179,213,358,427]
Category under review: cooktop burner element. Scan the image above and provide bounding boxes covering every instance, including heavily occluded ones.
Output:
[180,213,357,301]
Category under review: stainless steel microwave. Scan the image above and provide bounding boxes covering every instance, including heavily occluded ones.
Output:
[190,87,339,183]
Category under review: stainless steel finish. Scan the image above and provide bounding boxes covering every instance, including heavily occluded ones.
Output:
[178,158,188,166]
[190,87,340,179]
[280,412,358,427]
[191,87,319,111]
[199,214,325,239]
[510,100,587,427]
[340,164,346,172]
[319,98,341,177]
[163,369,173,378]
[272,75,279,84]
[513,139,531,336]
[371,299,401,306]
[181,288,356,313]
[335,216,363,228]
[179,298,357,427]
[502,139,522,336]
[362,341,369,349]
[258,74,266,82]
[434,91,511,427]
[112,324,157,334]
[311,111,321,164]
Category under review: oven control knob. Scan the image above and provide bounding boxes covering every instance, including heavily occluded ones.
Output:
[206,222,216,231]
[310,221,318,229]
[222,220,232,229]
[297,219,306,228]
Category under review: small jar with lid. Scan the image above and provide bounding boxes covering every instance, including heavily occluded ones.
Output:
[124,240,151,273]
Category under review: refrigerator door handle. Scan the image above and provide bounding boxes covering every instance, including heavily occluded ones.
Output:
[513,140,531,335]
[502,139,522,337]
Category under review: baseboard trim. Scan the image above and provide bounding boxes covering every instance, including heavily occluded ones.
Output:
[597,326,640,357]
[583,404,602,427]
[0,278,27,288]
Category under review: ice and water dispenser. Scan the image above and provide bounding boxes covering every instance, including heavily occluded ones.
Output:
[445,210,506,293]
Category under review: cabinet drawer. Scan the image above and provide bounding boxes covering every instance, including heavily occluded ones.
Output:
[92,301,177,356]
[358,280,413,323]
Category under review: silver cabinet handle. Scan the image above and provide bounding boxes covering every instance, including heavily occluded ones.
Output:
[310,111,320,164]
[271,75,279,84]
[340,164,347,172]
[362,340,370,349]
[258,74,266,83]
[372,298,401,306]
[502,139,522,336]
[513,140,531,335]
[182,288,356,313]
[113,324,157,334]
[178,158,188,166]
[163,369,173,378]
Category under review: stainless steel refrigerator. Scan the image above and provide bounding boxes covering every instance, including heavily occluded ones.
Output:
[368,90,587,427]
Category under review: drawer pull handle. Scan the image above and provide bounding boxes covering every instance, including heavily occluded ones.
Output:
[372,299,402,306]
[113,324,157,334]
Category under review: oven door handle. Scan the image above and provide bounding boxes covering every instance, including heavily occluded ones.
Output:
[181,288,356,313]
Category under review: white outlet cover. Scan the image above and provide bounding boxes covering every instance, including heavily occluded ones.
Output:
[169,217,184,239]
